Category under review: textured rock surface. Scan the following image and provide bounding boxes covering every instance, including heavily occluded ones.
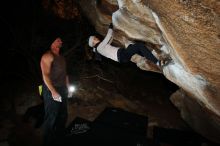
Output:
[43,0,80,19]
[43,0,220,143]
[170,89,220,143]
[77,0,220,143]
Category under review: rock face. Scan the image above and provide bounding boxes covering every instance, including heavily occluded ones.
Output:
[42,0,80,19]
[44,0,220,143]
[77,0,220,143]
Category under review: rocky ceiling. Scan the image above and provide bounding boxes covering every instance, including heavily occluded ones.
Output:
[43,0,220,143]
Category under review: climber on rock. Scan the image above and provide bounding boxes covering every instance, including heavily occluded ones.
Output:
[88,23,171,69]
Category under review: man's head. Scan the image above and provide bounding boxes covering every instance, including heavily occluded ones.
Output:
[88,36,100,47]
[50,37,63,54]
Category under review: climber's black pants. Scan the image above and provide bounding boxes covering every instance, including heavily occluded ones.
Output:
[42,83,68,146]
[117,42,158,63]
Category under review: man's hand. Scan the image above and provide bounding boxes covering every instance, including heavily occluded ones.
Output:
[51,91,62,102]
[67,91,73,98]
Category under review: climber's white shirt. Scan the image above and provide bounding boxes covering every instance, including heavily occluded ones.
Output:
[95,28,120,62]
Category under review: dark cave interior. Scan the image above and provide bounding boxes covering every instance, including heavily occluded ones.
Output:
[0,0,218,146]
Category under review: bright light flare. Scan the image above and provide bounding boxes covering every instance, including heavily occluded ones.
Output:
[69,85,76,92]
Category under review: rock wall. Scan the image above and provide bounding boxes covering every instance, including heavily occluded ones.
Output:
[145,1,220,142]
[44,0,220,143]
[42,0,80,19]
[77,0,220,142]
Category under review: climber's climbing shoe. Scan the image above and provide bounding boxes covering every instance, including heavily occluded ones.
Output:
[160,57,173,67]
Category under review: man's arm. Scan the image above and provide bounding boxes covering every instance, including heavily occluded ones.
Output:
[40,53,61,101]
